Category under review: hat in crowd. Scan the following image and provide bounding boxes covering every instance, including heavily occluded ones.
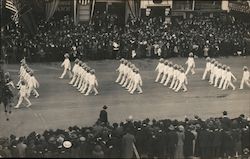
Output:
[178,125,185,132]
[243,66,248,71]
[223,111,228,116]
[79,136,86,142]
[103,105,108,109]
[63,141,72,148]
[168,124,175,130]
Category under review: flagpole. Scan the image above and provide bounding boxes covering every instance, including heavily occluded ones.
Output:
[74,0,77,26]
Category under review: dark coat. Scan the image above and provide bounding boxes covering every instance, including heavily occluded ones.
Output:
[99,110,108,123]
[121,133,136,159]
[184,130,195,157]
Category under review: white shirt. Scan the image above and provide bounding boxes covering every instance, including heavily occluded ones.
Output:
[62,58,71,70]
[178,72,187,83]
[28,76,39,88]
[167,67,174,76]
[89,74,98,85]
[242,71,250,80]
[134,73,142,85]
[215,68,222,78]
[72,64,79,74]
[226,71,236,81]
[155,63,164,73]
[19,84,28,96]
[186,57,195,67]
[206,62,211,70]
[163,65,169,75]
[221,70,227,79]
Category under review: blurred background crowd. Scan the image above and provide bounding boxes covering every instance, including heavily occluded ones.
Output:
[1,11,250,63]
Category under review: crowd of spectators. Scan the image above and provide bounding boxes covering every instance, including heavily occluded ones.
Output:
[0,111,249,158]
[1,11,250,63]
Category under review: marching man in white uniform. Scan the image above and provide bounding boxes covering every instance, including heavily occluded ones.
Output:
[59,53,72,79]
[85,69,99,96]
[175,68,188,92]
[119,60,129,85]
[163,62,174,86]
[240,66,250,89]
[130,68,143,94]
[27,70,40,98]
[69,59,80,85]
[14,81,32,108]
[222,66,237,90]
[160,60,169,84]
[115,58,125,83]
[185,52,195,75]
[169,64,179,89]
[155,58,165,83]
[209,60,218,85]
[214,64,222,87]
[218,65,227,89]
[80,67,91,94]
[202,57,211,80]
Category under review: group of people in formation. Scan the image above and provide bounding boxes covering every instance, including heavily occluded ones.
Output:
[15,59,40,109]
[155,57,188,92]
[202,57,238,90]
[59,53,99,96]
[115,58,143,94]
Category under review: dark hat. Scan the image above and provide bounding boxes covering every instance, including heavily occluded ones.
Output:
[103,105,108,109]
[223,111,228,116]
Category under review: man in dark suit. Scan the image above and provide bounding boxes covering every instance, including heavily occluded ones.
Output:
[99,105,108,125]
[220,111,232,130]
[166,125,178,159]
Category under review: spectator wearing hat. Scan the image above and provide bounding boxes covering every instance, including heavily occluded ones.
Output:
[16,137,27,158]
[240,66,250,90]
[166,125,178,159]
[121,128,136,159]
[99,105,108,125]
[184,125,195,158]
[221,111,232,131]
[59,53,72,79]
[175,125,185,159]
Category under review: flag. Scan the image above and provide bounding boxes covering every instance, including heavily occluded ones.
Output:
[5,0,18,13]
[78,0,90,5]
[5,0,19,23]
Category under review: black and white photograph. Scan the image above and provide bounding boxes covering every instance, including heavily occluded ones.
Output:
[0,0,250,158]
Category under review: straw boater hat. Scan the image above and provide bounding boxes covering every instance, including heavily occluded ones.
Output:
[189,52,193,57]
[63,141,72,148]
[206,57,211,61]
[74,58,79,63]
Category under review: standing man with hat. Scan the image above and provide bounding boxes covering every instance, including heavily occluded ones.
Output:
[240,66,250,89]
[185,52,195,75]
[59,53,72,79]
[99,105,108,125]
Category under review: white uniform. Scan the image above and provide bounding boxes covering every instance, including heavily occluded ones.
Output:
[14,84,31,108]
[116,63,124,83]
[85,74,99,96]
[164,66,174,86]
[155,62,164,82]
[209,63,215,84]
[120,65,129,85]
[214,68,222,87]
[175,72,188,92]
[27,75,39,97]
[202,62,211,80]
[59,58,72,79]
[127,71,136,91]
[123,67,133,88]
[240,70,250,89]
[130,73,142,94]
[160,65,169,84]
[69,63,79,84]
[173,70,181,90]
[169,69,178,89]
[185,57,195,75]
[223,71,237,90]
[81,72,91,94]
[218,69,227,89]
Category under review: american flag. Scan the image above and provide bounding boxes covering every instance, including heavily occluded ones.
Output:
[78,0,90,5]
[5,0,19,23]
